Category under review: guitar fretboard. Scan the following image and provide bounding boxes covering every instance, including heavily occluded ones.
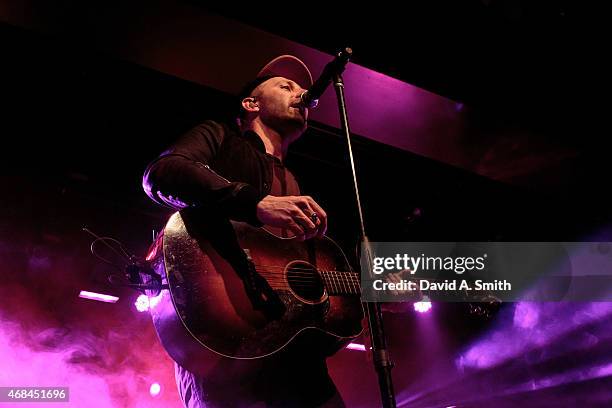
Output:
[320,270,361,296]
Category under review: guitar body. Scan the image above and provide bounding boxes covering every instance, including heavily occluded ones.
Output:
[145,210,364,376]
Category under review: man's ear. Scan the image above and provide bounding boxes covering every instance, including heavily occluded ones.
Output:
[241,97,259,113]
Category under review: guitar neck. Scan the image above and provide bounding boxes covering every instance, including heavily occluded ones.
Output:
[320,270,361,296]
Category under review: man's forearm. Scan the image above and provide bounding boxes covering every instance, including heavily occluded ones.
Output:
[142,154,263,226]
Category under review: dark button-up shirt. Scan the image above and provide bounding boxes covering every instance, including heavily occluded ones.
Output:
[142,120,297,226]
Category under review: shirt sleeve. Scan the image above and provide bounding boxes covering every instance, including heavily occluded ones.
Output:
[142,120,263,226]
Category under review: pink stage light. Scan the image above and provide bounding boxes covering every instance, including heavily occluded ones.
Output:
[135,294,150,312]
[134,293,163,312]
[149,382,161,397]
[414,300,432,313]
[345,343,367,352]
[78,290,119,303]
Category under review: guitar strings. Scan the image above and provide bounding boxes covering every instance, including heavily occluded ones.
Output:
[248,280,361,292]
[255,272,361,291]
[254,268,360,281]
[252,263,355,273]
[255,270,360,283]
[251,263,359,275]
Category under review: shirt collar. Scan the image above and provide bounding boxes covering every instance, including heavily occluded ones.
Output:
[241,129,284,164]
[242,129,266,153]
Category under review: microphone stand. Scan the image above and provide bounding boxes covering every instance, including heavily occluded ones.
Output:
[331,50,397,408]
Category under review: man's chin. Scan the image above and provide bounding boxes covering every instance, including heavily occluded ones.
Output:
[268,116,307,137]
[285,116,307,131]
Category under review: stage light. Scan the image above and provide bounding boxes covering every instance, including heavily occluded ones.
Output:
[135,294,149,312]
[414,300,432,313]
[78,290,119,303]
[149,383,161,397]
[345,343,367,351]
[134,293,163,312]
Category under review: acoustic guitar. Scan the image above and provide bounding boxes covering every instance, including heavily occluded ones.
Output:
[143,210,364,375]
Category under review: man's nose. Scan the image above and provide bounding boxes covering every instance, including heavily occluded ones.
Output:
[295,88,308,105]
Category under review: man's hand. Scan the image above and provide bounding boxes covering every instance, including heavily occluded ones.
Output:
[385,269,414,297]
[256,195,327,240]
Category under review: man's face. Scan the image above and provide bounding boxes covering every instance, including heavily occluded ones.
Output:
[251,77,308,139]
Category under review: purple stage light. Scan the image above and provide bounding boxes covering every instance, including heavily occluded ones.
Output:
[134,293,163,312]
[460,302,612,370]
[149,382,161,397]
[414,300,432,313]
[345,343,367,352]
[78,290,119,303]
[135,294,149,312]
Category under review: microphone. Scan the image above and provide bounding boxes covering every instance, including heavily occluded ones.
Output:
[300,47,353,109]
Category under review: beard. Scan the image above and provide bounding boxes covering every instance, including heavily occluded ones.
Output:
[264,109,307,137]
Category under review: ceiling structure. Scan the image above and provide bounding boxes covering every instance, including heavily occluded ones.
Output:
[204,1,592,128]
[0,0,606,196]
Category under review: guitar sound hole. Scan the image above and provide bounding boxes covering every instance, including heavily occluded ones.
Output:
[286,261,325,303]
